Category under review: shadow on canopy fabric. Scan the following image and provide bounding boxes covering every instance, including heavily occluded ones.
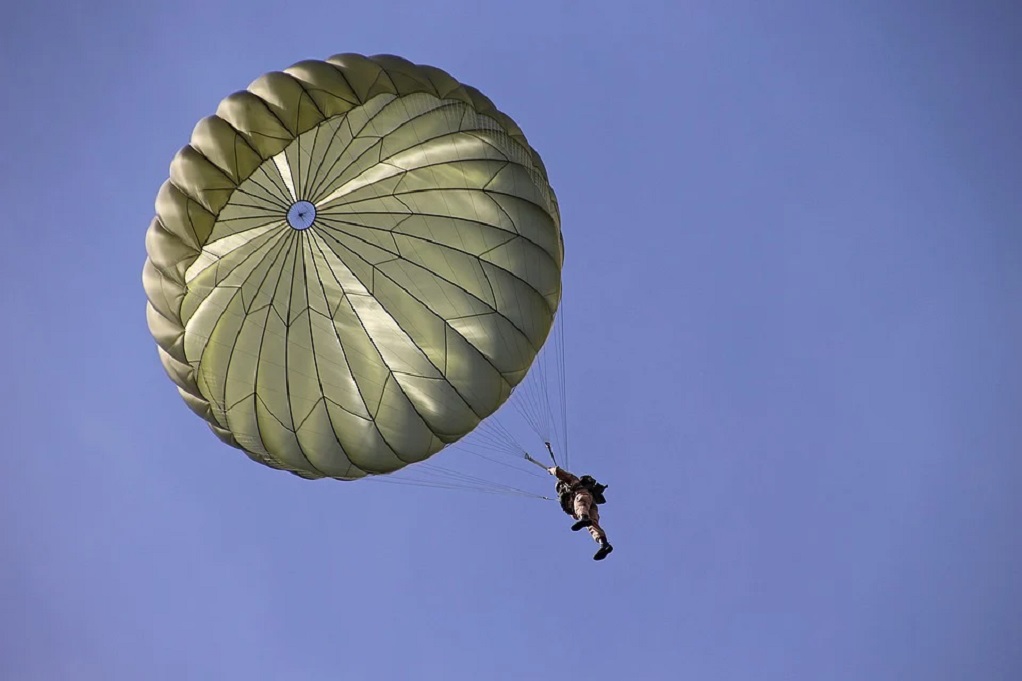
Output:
[143,53,563,482]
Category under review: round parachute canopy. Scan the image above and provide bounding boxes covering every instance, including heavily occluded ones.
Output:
[143,53,562,481]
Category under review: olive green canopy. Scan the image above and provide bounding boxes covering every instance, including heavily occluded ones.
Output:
[143,53,562,480]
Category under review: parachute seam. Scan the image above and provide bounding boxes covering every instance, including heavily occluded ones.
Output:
[315,219,518,406]
[182,224,287,319]
[325,58,364,104]
[325,190,559,271]
[304,115,363,205]
[302,231,384,475]
[316,214,537,354]
[301,118,325,201]
[286,59,359,107]
[221,163,294,214]
[249,233,321,474]
[305,96,399,202]
[157,183,218,265]
[235,91,298,149]
[313,230,490,436]
[159,185,208,252]
[479,261,534,357]
[295,231,366,477]
[282,231,329,477]
[307,232,418,468]
[285,75,329,199]
[318,209,560,321]
[304,118,336,199]
[308,103,520,213]
[176,151,241,211]
[190,230,292,465]
[366,63,396,102]
[215,196,290,220]
[305,95,467,206]
[284,71,331,202]
[323,213,555,316]
[181,228,288,352]
[247,234,297,469]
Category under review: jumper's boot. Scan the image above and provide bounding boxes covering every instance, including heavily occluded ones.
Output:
[571,516,592,532]
[594,539,614,561]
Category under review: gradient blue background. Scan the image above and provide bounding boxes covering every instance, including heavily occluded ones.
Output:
[2,2,1019,679]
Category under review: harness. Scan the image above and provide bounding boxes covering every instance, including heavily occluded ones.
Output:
[556,476,608,515]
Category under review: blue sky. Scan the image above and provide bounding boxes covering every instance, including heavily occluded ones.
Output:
[2,1,1020,679]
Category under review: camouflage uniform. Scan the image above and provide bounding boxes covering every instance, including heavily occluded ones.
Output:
[551,466,613,559]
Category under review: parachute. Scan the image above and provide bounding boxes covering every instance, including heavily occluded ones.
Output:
[142,53,563,482]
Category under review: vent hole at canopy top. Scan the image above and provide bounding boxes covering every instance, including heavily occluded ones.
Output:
[287,200,317,230]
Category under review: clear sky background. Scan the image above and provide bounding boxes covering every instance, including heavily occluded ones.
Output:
[2,2,1020,679]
